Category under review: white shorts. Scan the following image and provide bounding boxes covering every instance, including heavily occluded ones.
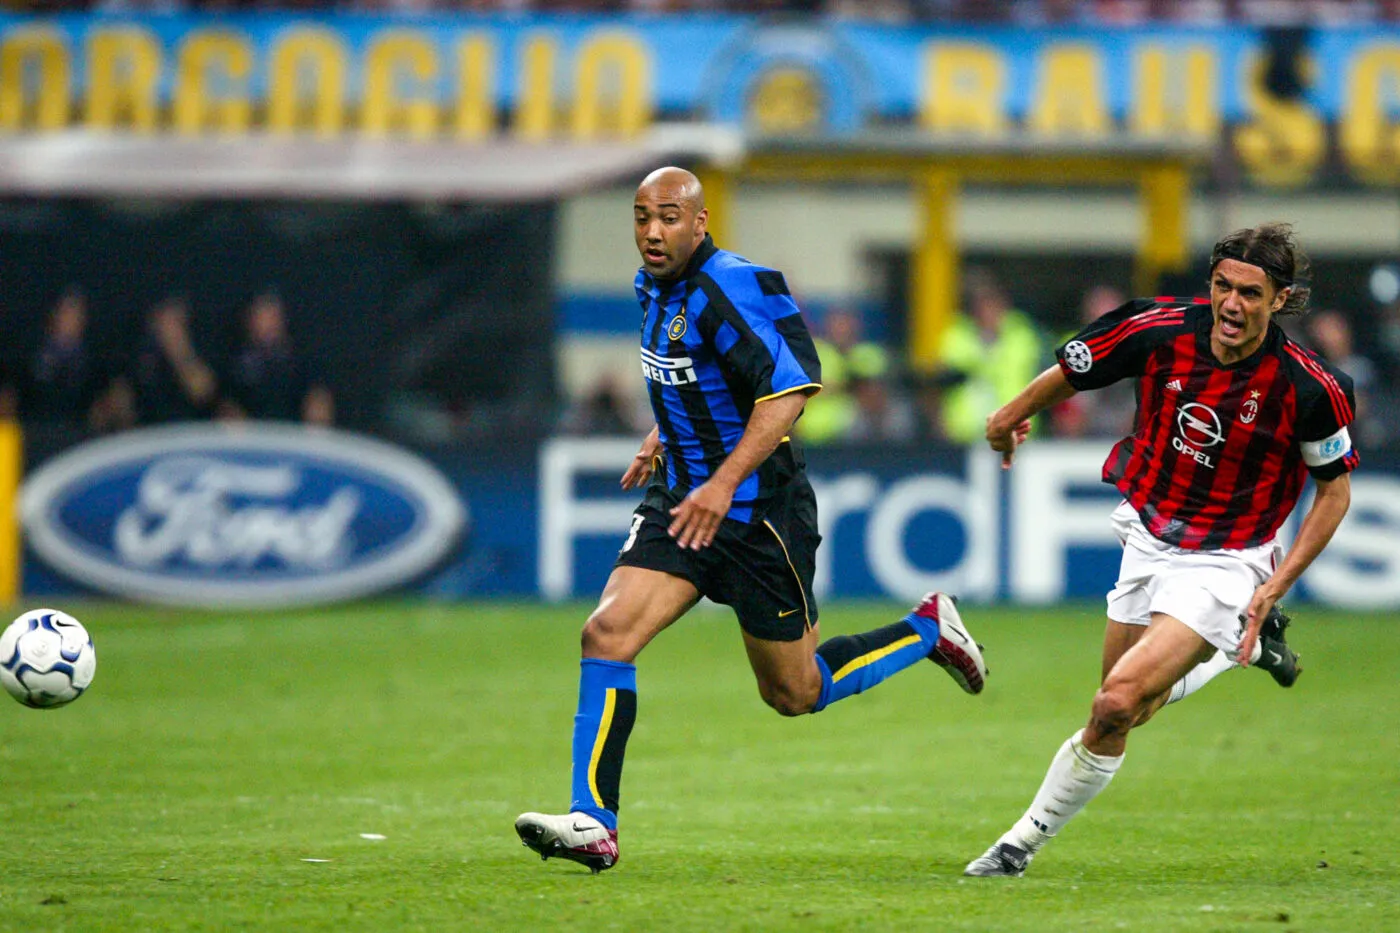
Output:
[1105,501,1282,657]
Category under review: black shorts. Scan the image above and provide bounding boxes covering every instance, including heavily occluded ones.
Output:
[614,478,821,641]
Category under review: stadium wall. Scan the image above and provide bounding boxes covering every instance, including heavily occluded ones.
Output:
[17,429,1399,610]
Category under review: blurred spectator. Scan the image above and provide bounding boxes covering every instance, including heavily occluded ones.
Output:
[1375,293,1400,381]
[932,268,1044,445]
[0,287,122,430]
[220,292,334,425]
[93,0,186,11]
[1049,285,1138,439]
[116,295,218,426]
[845,347,918,442]
[895,0,1399,21]
[8,0,1392,21]
[909,371,950,443]
[796,307,888,445]
[558,373,647,436]
[0,0,94,10]
[831,0,910,19]
[1305,308,1389,448]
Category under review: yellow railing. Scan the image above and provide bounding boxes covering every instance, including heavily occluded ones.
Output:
[0,420,20,604]
[706,133,1204,367]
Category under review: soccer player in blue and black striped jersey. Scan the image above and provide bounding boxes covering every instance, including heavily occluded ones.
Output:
[515,167,990,873]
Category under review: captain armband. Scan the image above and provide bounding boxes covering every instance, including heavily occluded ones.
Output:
[1300,425,1353,467]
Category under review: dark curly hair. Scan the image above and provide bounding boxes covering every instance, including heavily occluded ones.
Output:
[1208,222,1312,317]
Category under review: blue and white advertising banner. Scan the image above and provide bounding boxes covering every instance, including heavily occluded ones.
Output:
[539,438,1400,610]
[0,14,1397,184]
[19,430,1399,609]
[20,424,465,608]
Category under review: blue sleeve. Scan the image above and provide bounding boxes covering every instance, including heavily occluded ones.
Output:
[695,267,822,402]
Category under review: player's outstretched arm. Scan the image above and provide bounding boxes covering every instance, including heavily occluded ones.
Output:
[621,425,662,490]
[668,391,809,550]
[1237,473,1351,667]
[985,365,1078,469]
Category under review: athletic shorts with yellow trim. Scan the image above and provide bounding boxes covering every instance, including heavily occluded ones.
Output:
[614,477,821,641]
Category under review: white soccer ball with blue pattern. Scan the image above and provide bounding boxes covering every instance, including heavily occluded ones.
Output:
[1,609,96,709]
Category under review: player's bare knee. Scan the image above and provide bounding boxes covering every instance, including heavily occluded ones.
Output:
[764,693,814,717]
[757,678,818,717]
[580,610,640,662]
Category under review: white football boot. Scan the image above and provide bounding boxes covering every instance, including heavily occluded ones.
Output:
[515,811,619,873]
[912,592,989,695]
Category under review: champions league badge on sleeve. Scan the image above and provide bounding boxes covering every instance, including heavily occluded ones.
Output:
[20,424,465,608]
[1063,341,1093,373]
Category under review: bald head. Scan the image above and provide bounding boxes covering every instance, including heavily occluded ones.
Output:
[636,166,705,213]
[634,166,709,280]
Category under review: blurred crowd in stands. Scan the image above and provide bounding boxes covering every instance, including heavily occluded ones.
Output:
[5,0,1399,22]
[561,266,1400,449]
[9,270,1397,451]
[0,288,334,432]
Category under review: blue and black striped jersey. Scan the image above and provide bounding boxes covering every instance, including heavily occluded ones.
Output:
[634,235,822,523]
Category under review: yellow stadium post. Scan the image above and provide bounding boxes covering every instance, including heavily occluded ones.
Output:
[727,136,1201,366]
[1135,162,1190,297]
[696,166,731,250]
[910,166,958,370]
[0,420,21,604]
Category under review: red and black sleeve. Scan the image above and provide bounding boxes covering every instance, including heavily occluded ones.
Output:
[1284,341,1360,480]
[1055,298,1195,391]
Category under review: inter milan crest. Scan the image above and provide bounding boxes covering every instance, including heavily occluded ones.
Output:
[667,315,687,341]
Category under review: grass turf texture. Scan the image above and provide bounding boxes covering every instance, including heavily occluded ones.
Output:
[2,601,1397,932]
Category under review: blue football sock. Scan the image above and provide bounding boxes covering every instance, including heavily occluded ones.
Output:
[568,658,637,830]
[812,611,939,713]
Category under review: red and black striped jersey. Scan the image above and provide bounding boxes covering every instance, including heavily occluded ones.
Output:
[1055,297,1359,550]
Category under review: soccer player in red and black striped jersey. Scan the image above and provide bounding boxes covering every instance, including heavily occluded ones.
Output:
[965,223,1357,878]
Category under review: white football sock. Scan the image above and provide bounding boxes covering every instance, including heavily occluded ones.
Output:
[1166,650,1236,705]
[1006,729,1123,854]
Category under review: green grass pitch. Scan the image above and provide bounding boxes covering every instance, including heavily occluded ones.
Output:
[2,600,1398,932]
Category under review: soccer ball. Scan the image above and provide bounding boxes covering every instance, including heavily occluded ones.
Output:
[0,609,96,709]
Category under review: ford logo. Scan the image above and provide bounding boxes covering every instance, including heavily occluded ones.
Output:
[20,424,466,608]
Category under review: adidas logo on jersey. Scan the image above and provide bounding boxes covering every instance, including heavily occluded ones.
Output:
[641,347,698,386]
[1166,379,1184,392]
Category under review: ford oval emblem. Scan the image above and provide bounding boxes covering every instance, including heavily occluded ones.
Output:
[20,424,466,608]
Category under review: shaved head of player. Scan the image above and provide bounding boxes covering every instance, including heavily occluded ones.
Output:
[514,166,989,874]
[634,167,708,281]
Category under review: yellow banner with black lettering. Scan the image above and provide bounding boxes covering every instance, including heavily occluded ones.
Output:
[0,15,1396,186]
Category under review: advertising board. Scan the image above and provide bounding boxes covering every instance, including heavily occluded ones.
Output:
[19,430,1397,608]
[542,438,1400,609]
[20,424,465,608]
